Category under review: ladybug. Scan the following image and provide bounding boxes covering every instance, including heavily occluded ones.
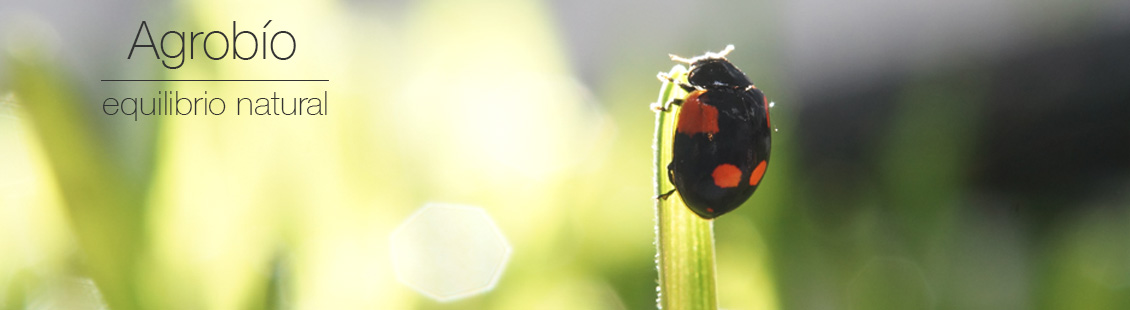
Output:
[656,45,772,219]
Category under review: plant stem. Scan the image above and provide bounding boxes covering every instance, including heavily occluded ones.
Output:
[653,65,718,310]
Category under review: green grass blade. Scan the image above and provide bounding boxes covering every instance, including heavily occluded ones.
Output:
[653,65,718,310]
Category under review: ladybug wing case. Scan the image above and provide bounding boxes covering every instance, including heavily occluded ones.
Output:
[669,87,771,218]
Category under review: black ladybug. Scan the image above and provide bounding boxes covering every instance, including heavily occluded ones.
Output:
[656,45,772,219]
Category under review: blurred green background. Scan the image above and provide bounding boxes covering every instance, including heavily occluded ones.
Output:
[2,0,1129,309]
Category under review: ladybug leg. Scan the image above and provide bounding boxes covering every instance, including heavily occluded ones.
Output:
[667,162,676,184]
[656,72,696,93]
[655,162,677,200]
[650,98,684,112]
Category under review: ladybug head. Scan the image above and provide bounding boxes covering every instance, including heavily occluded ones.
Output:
[670,45,753,89]
[687,58,753,89]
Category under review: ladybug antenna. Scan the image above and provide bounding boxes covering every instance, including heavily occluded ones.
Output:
[717,44,735,57]
[669,45,737,64]
[669,53,694,64]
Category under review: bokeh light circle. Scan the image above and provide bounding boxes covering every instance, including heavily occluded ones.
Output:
[389,203,512,302]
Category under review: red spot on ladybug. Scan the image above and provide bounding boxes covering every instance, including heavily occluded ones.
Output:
[711,163,742,188]
[675,91,719,136]
[749,160,767,186]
